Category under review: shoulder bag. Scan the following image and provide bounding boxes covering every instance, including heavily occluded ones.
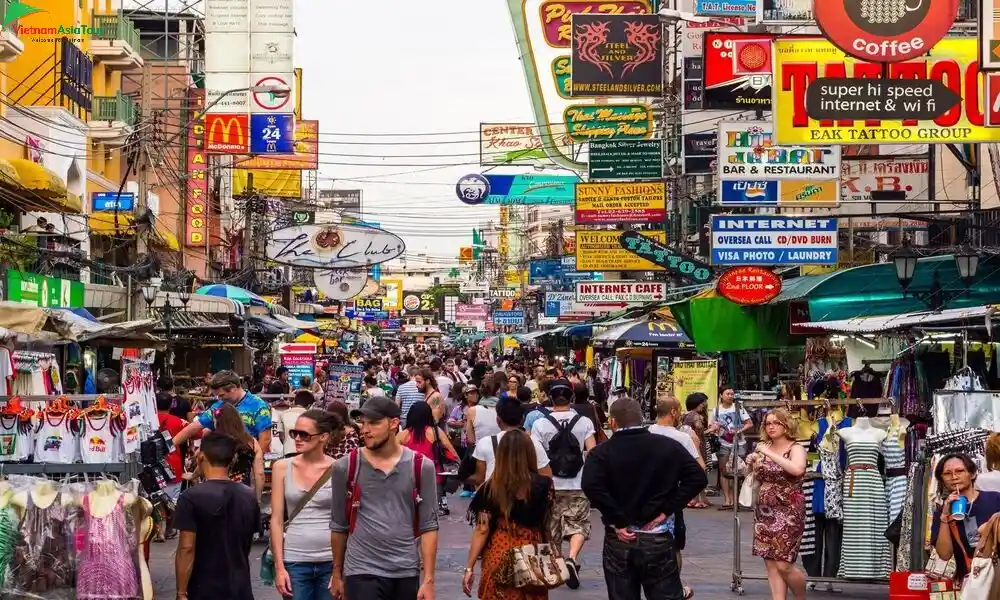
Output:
[493,482,569,590]
[961,513,1000,600]
[260,463,334,585]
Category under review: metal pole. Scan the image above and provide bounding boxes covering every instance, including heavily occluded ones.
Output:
[165,302,173,377]
[136,63,152,320]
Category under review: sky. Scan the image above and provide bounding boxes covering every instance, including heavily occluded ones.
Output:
[294,0,533,266]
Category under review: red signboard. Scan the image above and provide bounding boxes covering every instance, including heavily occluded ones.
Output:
[204,113,249,153]
[703,32,778,110]
[717,266,782,305]
[814,0,958,64]
[185,89,207,247]
[987,74,1000,127]
[538,0,650,48]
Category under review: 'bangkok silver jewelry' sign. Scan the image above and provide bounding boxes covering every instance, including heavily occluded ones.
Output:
[266,224,406,268]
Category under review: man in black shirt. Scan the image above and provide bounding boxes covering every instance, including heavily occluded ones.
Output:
[158,376,192,421]
[174,433,259,600]
[582,399,707,600]
[268,366,291,396]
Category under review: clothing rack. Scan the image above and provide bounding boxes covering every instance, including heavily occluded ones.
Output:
[729,394,890,595]
[0,394,124,404]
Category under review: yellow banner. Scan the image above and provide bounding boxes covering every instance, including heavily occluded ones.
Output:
[576,230,665,271]
[237,120,319,170]
[773,38,1000,145]
[672,360,719,411]
[382,279,403,311]
[294,68,303,120]
[575,182,666,224]
[504,270,528,285]
[232,169,302,198]
[778,180,840,206]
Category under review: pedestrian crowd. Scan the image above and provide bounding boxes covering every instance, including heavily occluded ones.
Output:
[157,344,823,600]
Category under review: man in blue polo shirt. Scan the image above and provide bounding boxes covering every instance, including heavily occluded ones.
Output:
[172,371,272,450]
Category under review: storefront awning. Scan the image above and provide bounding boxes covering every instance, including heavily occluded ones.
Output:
[155,311,233,331]
[593,316,691,346]
[246,314,296,335]
[89,212,134,235]
[0,302,158,342]
[274,314,319,330]
[151,226,180,251]
[7,159,80,213]
[798,305,1000,334]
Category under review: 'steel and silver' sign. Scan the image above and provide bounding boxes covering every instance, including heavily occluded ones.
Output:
[266,224,406,268]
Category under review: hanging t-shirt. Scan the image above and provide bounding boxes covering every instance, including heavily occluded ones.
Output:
[34,413,77,464]
[0,415,28,462]
[0,350,12,396]
[79,414,120,464]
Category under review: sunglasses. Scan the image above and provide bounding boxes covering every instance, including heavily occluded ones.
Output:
[288,429,321,441]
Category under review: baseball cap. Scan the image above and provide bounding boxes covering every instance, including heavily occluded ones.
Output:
[548,378,573,396]
[350,396,402,421]
[463,383,479,394]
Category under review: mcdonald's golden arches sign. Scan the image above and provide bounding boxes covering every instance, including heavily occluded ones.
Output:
[204,113,250,154]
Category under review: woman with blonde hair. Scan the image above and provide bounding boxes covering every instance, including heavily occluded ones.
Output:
[462,431,554,599]
[746,408,808,600]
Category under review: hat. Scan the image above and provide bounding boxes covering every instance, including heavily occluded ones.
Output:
[350,396,402,421]
[463,383,479,393]
[548,378,573,395]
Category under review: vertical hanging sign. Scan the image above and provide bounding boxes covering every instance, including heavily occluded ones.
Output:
[186,88,208,246]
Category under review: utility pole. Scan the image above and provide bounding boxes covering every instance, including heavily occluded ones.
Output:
[136,63,153,317]
[519,205,528,333]
[242,172,256,274]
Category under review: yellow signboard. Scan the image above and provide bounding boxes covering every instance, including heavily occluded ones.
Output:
[672,360,719,411]
[504,270,528,285]
[382,279,403,311]
[576,230,666,271]
[774,38,1000,145]
[293,68,303,120]
[778,180,840,206]
[575,182,666,224]
[232,169,302,198]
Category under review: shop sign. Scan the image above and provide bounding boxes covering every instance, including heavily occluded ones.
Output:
[682,18,744,56]
[493,310,525,326]
[683,58,704,110]
[505,0,651,171]
[683,132,716,174]
[402,291,437,315]
[702,32,774,110]
[841,156,930,204]
[756,0,812,22]
[459,281,489,294]
[290,210,315,225]
[719,181,778,206]
[982,0,1000,71]
[378,319,402,329]
[5,270,84,308]
[773,38,1000,145]
[588,139,663,180]
[718,121,841,181]
[60,39,93,111]
[204,113,249,154]
[575,182,665,224]
[717,266,782,305]
[479,123,572,166]
[266,224,406,268]
[806,78,961,122]
[92,192,134,212]
[280,353,314,390]
[403,324,442,334]
[249,113,295,155]
[563,104,652,141]
[455,174,576,206]
[710,216,839,266]
[355,297,383,311]
[569,14,663,97]
[788,300,826,335]
[528,257,597,285]
[694,0,755,15]
[241,119,319,169]
[490,287,520,299]
[576,230,666,271]
[545,291,626,317]
[186,88,208,246]
[814,0,958,64]
[327,363,364,407]
[575,281,666,303]
[381,279,403,311]
[618,231,714,283]
[313,268,367,301]
[456,303,488,324]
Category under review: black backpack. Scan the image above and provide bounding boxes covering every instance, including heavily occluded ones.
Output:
[544,414,584,478]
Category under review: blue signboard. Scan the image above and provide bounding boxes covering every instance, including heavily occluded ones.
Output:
[356,221,383,281]
[250,114,296,154]
[719,181,778,206]
[92,192,135,212]
[694,0,755,15]
[529,257,602,286]
[345,310,389,321]
[710,216,838,266]
[457,174,575,206]
[493,310,525,326]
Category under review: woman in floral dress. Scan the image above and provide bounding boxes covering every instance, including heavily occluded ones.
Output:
[747,408,808,600]
[322,400,360,459]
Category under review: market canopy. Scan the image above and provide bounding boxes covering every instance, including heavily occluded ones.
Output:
[0,302,159,343]
[195,284,269,307]
[797,305,1000,334]
[593,316,691,347]
[274,314,320,330]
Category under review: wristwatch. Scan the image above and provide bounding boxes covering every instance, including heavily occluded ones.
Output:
[464,567,474,573]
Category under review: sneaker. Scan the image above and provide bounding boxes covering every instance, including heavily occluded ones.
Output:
[439,505,450,516]
[565,558,580,590]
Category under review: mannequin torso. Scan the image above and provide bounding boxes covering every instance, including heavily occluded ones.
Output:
[838,417,888,445]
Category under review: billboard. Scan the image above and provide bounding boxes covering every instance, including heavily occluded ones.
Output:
[710,216,838,265]
[185,88,207,246]
[576,230,666,271]
[456,174,575,205]
[569,14,663,97]
[563,104,653,142]
[575,182,665,224]
[841,157,931,204]
[232,169,302,198]
[773,38,1000,145]
[204,113,249,153]
[479,123,571,166]
[702,32,774,110]
[239,119,319,169]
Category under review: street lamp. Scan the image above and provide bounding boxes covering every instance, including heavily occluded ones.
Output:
[891,239,919,291]
[143,282,189,377]
[890,239,981,310]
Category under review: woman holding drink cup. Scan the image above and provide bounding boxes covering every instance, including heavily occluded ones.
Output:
[932,453,1000,582]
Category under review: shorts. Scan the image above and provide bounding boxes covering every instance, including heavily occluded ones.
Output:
[546,490,592,542]
[674,511,686,551]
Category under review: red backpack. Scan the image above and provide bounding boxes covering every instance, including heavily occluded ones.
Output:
[345,448,425,538]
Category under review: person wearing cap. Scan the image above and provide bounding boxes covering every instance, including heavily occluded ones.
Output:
[330,396,439,600]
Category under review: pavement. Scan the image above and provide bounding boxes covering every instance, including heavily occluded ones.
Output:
[148,498,890,599]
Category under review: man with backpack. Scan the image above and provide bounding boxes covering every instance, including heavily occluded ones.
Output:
[529,378,597,590]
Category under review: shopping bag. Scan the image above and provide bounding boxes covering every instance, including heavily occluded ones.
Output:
[961,514,1000,600]
[738,472,758,508]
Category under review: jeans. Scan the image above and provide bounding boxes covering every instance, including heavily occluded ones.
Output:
[344,574,419,600]
[283,561,333,600]
[603,531,684,600]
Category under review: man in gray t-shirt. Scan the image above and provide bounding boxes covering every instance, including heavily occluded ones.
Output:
[330,396,439,600]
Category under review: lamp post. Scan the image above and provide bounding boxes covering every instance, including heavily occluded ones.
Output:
[890,239,981,311]
[143,282,190,377]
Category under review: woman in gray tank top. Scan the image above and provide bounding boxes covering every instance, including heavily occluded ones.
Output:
[269,409,336,600]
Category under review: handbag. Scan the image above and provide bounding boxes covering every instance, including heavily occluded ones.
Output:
[723,454,747,479]
[961,514,1000,600]
[925,548,957,580]
[738,472,759,508]
[260,464,334,585]
[494,543,570,589]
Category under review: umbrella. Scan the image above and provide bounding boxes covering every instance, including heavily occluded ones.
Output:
[195,284,268,306]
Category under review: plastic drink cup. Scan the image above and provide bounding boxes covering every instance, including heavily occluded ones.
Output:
[951,496,970,521]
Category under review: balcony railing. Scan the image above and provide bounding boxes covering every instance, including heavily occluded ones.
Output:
[93,93,135,125]
[92,13,140,51]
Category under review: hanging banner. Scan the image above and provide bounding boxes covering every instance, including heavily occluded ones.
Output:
[575,182,665,224]
[313,269,367,301]
[479,123,572,166]
[773,38,1000,145]
[576,230,666,271]
[702,32,774,110]
[672,360,719,411]
[266,224,406,268]
[185,88,208,246]
[569,14,663,97]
